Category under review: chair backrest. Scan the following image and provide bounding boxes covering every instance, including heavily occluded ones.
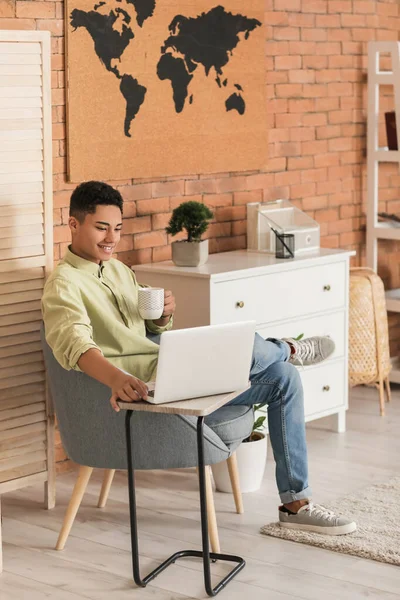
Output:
[40,326,232,470]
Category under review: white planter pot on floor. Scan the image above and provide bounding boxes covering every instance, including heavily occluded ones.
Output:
[212,434,268,494]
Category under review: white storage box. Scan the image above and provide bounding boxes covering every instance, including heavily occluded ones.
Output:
[247,199,320,255]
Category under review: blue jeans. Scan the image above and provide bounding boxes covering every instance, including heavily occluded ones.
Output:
[148,331,311,504]
[227,333,311,504]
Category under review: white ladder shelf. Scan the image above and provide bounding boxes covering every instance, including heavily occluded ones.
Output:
[367,41,400,383]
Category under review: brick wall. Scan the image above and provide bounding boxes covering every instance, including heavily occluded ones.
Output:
[2,0,400,465]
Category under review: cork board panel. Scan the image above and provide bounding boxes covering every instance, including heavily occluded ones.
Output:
[66,0,267,182]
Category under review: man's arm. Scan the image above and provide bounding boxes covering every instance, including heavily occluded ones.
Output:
[42,278,148,412]
[42,278,100,371]
[77,349,148,412]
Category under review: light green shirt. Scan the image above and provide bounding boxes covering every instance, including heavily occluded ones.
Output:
[41,248,172,382]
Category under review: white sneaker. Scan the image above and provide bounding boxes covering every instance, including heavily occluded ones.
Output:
[284,336,335,367]
[279,502,357,536]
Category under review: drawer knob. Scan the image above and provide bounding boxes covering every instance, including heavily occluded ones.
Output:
[323,284,331,292]
[323,385,330,392]
[236,301,245,308]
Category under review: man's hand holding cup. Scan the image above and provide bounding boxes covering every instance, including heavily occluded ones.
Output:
[138,287,175,326]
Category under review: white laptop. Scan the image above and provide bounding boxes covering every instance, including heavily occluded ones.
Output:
[145,321,256,404]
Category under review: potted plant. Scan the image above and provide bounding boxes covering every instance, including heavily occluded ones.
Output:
[211,404,268,493]
[166,201,213,267]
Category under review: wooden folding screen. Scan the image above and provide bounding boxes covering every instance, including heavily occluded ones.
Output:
[0,30,55,570]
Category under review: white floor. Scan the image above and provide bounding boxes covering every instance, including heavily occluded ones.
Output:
[2,386,400,600]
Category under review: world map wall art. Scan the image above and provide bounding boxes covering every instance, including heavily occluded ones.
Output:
[66,0,267,181]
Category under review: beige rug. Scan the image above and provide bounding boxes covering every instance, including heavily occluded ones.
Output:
[260,477,400,566]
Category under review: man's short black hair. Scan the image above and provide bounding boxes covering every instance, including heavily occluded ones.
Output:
[69,181,123,222]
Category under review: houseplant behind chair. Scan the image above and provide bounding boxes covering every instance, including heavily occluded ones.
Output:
[212,405,268,494]
[166,201,213,267]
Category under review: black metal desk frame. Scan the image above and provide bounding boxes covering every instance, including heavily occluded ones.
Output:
[124,410,246,597]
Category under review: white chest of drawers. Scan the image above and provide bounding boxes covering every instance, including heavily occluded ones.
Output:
[132,249,355,432]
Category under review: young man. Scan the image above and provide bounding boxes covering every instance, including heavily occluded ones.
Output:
[42,181,356,536]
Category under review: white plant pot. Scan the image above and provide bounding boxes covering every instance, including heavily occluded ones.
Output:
[211,434,268,494]
[171,239,209,267]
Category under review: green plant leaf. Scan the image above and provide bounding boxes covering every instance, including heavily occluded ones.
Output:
[165,201,213,242]
[253,415,266,432]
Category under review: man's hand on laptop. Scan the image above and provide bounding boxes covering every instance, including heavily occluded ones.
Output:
[109,372,148,412]
[152,290,176,327]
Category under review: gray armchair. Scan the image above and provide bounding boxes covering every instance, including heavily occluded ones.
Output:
[41,330,253,553]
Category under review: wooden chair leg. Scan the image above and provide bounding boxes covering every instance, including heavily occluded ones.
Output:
[378,379,385,416]
[227,453,244,514]
[385,377,392,403]
[56,465,93,551]
[204,466,220,554]
[97,469,115,508]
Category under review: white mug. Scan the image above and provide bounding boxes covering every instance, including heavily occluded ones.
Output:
[137,287,164,320]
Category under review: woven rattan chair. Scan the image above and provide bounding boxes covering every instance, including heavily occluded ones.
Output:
[349,268,391,415]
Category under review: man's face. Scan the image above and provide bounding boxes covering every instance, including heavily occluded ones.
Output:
[69,204,122,264]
